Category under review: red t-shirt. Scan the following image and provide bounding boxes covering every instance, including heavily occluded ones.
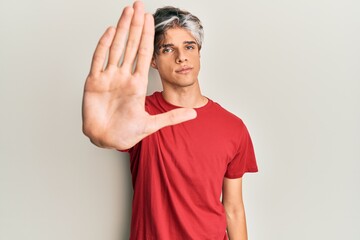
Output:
[125,92,258,240]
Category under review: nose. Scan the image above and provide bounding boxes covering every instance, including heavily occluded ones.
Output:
[175,50,188,63]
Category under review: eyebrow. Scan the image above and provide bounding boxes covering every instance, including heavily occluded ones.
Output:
[159,41,197,49]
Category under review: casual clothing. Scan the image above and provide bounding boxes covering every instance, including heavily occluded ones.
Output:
[124,91,258,240]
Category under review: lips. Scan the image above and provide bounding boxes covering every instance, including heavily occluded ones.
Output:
[175,66,193,74]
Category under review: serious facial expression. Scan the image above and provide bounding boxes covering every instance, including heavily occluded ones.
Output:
[151,27,201,89]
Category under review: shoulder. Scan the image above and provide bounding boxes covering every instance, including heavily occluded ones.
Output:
[208,100,246,128]
[199,99,251,142]
[145,91,164,114]
[145,91,160,105]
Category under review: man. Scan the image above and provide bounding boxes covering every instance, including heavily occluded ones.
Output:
[82,1,258,239]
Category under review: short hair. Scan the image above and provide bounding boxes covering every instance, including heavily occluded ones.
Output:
[153,6,204,55]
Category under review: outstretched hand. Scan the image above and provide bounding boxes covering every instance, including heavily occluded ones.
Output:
[82,1,197,150]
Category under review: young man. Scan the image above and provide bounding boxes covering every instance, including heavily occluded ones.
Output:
[82,1,258,239]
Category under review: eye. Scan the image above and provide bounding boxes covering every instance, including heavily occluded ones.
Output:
[162,48,173,53]
[186,45,195,50]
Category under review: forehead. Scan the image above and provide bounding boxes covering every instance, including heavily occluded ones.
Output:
[162,27,196,44]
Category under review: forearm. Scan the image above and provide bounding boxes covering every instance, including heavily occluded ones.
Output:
[225,208,248,240]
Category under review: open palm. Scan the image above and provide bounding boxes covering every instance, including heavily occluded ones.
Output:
[82,1,196,150]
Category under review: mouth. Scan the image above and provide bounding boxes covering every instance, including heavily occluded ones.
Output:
[175,66,193,74]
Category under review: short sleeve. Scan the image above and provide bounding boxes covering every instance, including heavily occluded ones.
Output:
[224,124,258,178]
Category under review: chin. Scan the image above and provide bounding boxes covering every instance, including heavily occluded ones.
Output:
[161,74,198,88]
[177,75,199,85]
[174,78,198,88]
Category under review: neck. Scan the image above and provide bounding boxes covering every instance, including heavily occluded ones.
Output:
[161,82,208,108]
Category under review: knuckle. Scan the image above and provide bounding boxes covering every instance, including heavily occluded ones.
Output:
[137,46,151,56]
[118,67,131,77]
[98,39,109,48]
[92,54,104,63]
[126,39,138,50]
[110,41,122,50]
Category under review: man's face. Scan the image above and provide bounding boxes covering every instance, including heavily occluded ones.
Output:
[151,27,201,89]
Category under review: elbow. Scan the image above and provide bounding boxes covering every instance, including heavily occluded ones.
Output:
[224,203,246,221]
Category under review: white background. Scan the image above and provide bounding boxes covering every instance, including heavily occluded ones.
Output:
[1,0,359,239]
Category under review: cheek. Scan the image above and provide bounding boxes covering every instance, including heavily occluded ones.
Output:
[157,62,173,74]
[190,52,200,63]
[192,56,201,69]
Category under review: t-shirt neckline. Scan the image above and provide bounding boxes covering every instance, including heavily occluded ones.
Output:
[154,91,213,113]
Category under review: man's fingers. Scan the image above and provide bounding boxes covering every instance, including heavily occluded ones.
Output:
[134,13,154,78]
[146,108,197,134]
[107,6,134,67]
[121,1,145,70]
[90,27,116,76]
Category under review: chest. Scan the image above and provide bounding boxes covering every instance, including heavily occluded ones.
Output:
[145,119,238,180]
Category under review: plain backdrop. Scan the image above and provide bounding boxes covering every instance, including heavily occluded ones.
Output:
[1,0,359,239]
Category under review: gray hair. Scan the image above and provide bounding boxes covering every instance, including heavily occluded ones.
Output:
[153,6,204,55]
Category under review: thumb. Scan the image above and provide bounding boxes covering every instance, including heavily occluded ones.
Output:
[146,108,197,134]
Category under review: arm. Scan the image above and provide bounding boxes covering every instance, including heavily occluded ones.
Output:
[82,1,196,150]
[222,177,248,240]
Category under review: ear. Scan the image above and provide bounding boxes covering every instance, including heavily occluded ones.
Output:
[151,57,158,69]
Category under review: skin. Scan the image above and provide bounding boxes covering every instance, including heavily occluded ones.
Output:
[223,177,248,240]
[82,1,248,239]
[82,1,197,150]
[151,27,207,108]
